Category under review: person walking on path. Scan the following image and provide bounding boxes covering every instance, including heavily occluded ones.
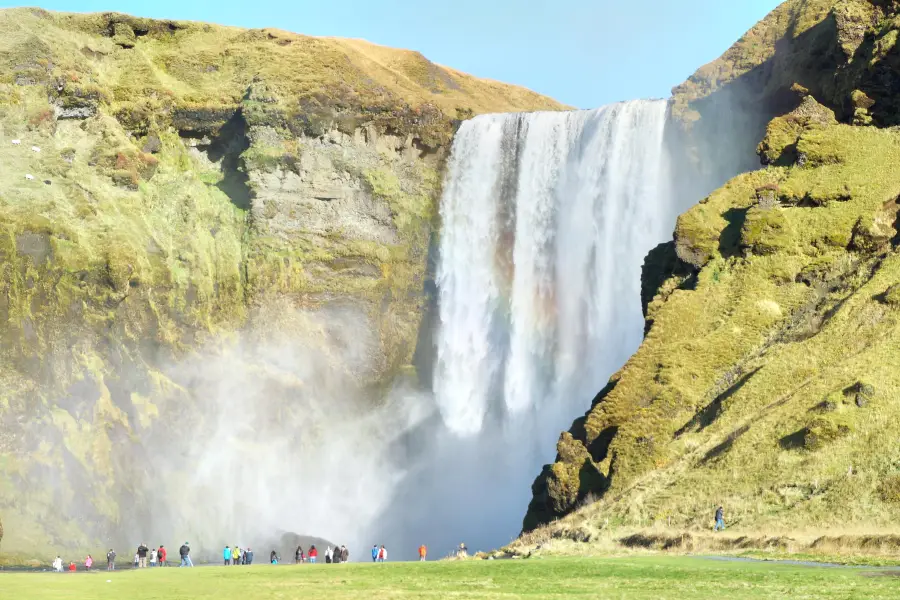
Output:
[418,545,427,561]
[150,547,158,567]
[714,506,725,531]
[179,542,193,567]
[376,546,386,563]
[137,543,149,568]
[53,556,63,572]
[340,545,349,563]
[158,545,167,567]
[224,545,232,566]
[106,549,116,571]
[308,546,318,564]
[232,545,240,566]
[371,545,378,562]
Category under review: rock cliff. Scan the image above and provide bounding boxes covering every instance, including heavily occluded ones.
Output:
[525,0,900,534]
[0,8,562,557]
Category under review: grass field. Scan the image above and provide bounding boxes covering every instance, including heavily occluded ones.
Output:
[1,557,898,599]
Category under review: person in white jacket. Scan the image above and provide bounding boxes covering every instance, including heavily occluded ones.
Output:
[52,556,63,572]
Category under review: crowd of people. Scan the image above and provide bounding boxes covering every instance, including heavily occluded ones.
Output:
[222,545,255,565]
[50,540,439,570]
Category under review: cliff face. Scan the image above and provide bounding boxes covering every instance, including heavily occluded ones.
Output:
[525,0,900,534]
[0,8,562,557]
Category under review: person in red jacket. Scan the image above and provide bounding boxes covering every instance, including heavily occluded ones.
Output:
[68,562,76,572]
[308,546,318,564]
[158,545,167,567]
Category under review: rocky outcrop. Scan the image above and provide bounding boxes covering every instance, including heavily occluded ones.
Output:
[525,0,900,533]
[0,8,562,557]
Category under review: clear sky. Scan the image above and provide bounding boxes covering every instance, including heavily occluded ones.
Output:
[3,1,784,108]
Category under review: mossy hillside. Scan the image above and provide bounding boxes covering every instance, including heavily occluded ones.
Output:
[0,8,564,142]
[524,106,900,534]
[667,0,900,194]
[0,9,565,556]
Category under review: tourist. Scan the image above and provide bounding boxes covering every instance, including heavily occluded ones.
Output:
[53,556,63,572]
[150,547,158,567]
[377,546,386,563]
[270,550,278,564]
[308,545,318,564]
[137,543,149,568]
[333,545,341,564]
[133,552,139,568]
[106,549,116,571]
[295,545,304,564]
[85,555,93,571]
[224,545,232,566]
[232,545,240,566]
[371,544,378,562]
[418,544,427,561]
[239,547,246,565]
[68,561,76,572]
[179,542,193,567]
[245,548,254,565]
[340,545,349,563]
[158,545,167,567]
[714,506,725,531]
[325,546,333,564]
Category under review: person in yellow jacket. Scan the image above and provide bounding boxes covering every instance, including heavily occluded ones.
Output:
[232,546,240,566]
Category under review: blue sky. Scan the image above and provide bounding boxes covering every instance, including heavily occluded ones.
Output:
[5,1,783,108]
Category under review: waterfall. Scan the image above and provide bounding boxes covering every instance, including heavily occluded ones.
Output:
[434,100,676,441]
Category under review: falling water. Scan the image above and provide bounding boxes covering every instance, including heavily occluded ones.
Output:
[434,100,677,461]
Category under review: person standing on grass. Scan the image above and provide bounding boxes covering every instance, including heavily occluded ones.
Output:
[418,545,427,561]
[377,546,386,563]
[714,506,725,531]
[245,548,254,565]
[308,546,318,564]
[180,542,193,567]
[232,545,240,566]
[224,545,232,566]
[138,543,149,568]
[85,555,93,571]
[371,545,378,562]
[158,545,167,567]
[107,549,116,571]
[53,556,63,572]
[150,547,158,568]
[325,546,333,564]
[270,550,278,564]
[68,561,77,572]
[340,545,349,563]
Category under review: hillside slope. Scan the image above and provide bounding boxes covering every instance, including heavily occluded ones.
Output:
[0,8,562,556]
[524,0,900,536]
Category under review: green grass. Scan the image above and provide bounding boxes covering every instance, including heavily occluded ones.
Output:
[1,557,899,599]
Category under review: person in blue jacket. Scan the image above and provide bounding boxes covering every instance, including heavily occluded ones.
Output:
[223,545,231,566]
[371,545,378,562]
